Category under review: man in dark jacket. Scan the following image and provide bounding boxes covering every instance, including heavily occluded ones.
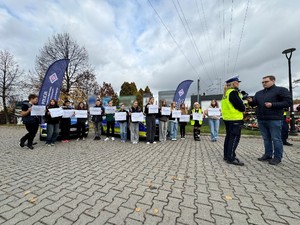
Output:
[248,75,292,165]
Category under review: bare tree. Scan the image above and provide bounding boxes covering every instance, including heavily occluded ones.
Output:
[33,32,89,95]
[0,50,23,124]
[76,70,100,99]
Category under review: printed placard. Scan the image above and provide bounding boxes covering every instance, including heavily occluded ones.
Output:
[31,105,46,116]
[105,106,116,114]
[131,112,144,122]
[172,110,181,118]
[161,107,171,115]
[148,105,158,114]
[192,112,203,121]
[180,115,190,122]
[48,108,64,118]
[75,110,88,118]
[208,108,221,117]
[62,109,75,118]
[115,112,127,121]
[89,107,102,115]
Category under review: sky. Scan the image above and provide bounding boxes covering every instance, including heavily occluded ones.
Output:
[1,0,300,101]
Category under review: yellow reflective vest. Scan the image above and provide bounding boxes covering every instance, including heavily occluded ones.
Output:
[221,89,244,121]
[190,108,203,125]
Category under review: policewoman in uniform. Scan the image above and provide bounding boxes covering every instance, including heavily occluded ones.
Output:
[221,76,245,166]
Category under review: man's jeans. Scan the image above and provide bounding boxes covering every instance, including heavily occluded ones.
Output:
[258,119,283,159]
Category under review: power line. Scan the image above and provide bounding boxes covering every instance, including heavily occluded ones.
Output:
[172,0,211,79]
[147,0,201,78]
[199,0,219,79]
[232,0,250,74]
[226,0,234,75]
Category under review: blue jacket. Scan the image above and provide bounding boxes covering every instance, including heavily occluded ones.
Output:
[249,85,292,120]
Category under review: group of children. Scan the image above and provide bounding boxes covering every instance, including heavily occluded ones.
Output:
[42,97,221,146]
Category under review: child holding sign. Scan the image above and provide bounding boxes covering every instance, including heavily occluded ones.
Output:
[45,99,61,146]
[190,102,203,141]
[204,99,221,142]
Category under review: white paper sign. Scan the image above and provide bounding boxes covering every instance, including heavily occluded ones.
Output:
[193,112,203,121]
[62,109,75,118]
[115,112,127,121]
[180,115,190,122]
[49,108,64,118]
[148,105,158,114]
[161,107,171,115]
[75,110,88,118]
[105,106,116,114]
[31,105,46,116]
[172,110,181,118]
[89,107,102,115]
[208,108,221,117]
[131,112,144,122]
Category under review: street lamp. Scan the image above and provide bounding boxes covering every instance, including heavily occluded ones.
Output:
[282,48,297,135]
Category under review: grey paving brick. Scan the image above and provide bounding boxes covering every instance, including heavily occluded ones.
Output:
[1,212,30,225]
[128,203,151,222]
[122,194,143,210]
[88,210,115,225]
[84,199,110,218]
[227,210,249,225]
[104,197,127,214]
[177,206,197,225]
[242,207,269,225]
[63,202,91,222]
[108,206,133,224]
[64,193,90,209]
[16,209,51,225]
[54,217,74,225]
[144,213,163,225]
[195,203,215,223]
[41,205,73,224]
[138,191,158,206]
[124,217,144,225]
[2,201,32,220]
[23,198,54,216]
[164,197,182,213]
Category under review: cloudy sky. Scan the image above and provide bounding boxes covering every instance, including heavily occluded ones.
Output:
[1,0,300,100]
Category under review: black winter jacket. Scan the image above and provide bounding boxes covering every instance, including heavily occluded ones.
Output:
[249,85,292,120]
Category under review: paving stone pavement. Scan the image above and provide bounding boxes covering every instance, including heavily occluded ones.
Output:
[0,125,300,225]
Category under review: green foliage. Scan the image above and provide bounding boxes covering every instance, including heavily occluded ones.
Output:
[120,82,138,96]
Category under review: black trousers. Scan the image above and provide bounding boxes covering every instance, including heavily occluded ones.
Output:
[281,118,289,143]
[193,125,201,140]
[179,122,186,137]
[21,122,39,146]
[146,115,156,143]
[106,121,115,137]
[77,121,86,138]
[61,118,71,140]
[223,120,243,161]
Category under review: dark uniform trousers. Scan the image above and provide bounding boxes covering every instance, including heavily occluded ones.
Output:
[223,120,243,161]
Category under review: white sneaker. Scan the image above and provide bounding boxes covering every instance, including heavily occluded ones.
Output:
[146,142,150,144]
[82,137,85,141]
[104,137,109,141]
[153,141,157,144]
[111,137,115,141]
[76,138,80,141]
[172,138,177,141]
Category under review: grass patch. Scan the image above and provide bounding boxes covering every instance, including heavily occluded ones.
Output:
[185,124,260,136]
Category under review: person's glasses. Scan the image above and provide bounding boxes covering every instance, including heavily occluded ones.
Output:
[262,81,270,84]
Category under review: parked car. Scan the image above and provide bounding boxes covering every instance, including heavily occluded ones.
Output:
[39,117,89,141]
[102,116,159,139]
